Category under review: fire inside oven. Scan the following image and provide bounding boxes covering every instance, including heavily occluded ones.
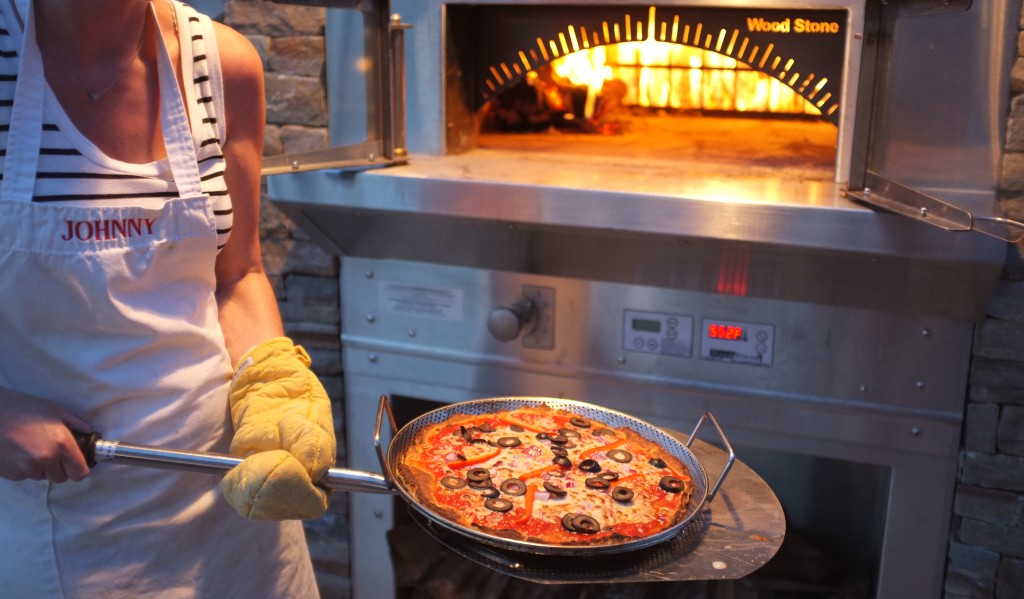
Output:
[446,5,847,177]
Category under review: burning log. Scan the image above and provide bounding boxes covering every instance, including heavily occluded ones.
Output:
[481,66,627,135]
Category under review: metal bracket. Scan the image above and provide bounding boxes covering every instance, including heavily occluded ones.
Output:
[845,172,1024,243]
[261,141,393,176]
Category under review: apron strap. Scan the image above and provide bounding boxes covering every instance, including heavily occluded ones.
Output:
[2,3,43,202]
[150,2,202,197]
[1,1,204,201]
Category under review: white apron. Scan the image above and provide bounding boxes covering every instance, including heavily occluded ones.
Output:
[0,3,319,597]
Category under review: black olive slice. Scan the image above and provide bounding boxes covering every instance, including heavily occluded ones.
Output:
[578,459,601,473]
[556,428,581,438]
[548,433,569,445]
[660,475,685,493]
[550,446,568,457]
[570,515,600,534]
[497,436,521,448]
[585,477,610,489]
[561,512,582,532]
[466,468,491,483]
[469,438,496,446]
[552,455,572,469]
[479,487,500,499]
[543,481,567,496]
[499,478,527,496]
[597,472,620,482]
[593,428,617,437]
[510,424,525,432]
[611,486,634,502]
[607,449,633,463]
[458,426,473,443]
[467,478,493,489]
[440,476,466,490]
[570,417,591,428]
[648,457,667,469]
[535,432,551,441]
[479,422,495,433]
[484,498,514,512]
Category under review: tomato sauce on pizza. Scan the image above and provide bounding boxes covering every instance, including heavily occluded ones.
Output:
[396,404,695,547]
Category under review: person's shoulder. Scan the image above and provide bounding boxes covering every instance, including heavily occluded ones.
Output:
[210,21,264,87]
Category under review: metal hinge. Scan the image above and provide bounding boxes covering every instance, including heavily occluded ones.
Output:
[845,172,1024,243]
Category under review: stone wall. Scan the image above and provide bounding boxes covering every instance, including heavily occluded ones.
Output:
[945,3,1024,598]
[223,1,1024,598]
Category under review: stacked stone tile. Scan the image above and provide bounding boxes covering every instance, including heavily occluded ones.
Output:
[948,4,1024,598]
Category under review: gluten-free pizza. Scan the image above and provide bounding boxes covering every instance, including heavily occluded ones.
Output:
[395,404,695,547]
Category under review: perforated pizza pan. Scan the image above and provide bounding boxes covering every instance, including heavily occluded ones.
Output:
[379,396,731,557]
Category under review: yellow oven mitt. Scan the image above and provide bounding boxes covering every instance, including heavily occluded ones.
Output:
[220,337,336,520]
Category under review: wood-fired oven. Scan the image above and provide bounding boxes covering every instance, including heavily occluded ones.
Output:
[264,1,1021,597]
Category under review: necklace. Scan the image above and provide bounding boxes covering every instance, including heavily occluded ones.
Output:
[35,6,148,102]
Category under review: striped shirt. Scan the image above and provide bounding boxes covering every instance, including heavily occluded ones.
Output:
[0,0,233,250]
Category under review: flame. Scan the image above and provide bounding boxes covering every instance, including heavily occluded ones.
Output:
[549,37,821,117]
[551,47,612,118]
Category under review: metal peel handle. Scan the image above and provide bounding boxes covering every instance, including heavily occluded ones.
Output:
[72,430,394,495]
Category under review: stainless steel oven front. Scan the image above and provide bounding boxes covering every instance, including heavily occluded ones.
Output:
[265,1,1019,597]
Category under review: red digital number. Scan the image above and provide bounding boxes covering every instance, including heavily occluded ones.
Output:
[708,324,743,341]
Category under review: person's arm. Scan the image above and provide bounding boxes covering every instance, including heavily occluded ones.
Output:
[210,23,282,364]
[212,23,335,521]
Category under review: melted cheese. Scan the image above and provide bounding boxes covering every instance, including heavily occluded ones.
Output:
[402,406,693,544]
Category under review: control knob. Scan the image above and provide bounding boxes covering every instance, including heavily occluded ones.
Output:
[487,298,536,342]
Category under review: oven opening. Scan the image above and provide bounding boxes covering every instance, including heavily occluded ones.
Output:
[447,5,848,181]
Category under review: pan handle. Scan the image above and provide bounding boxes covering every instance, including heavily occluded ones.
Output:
[685,412,735,503]
[72,431,394,495]
[373,394,399,488]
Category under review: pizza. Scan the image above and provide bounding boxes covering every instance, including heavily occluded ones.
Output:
[395,403,695,547]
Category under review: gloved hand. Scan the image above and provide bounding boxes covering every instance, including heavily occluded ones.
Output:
[220,337,336,520]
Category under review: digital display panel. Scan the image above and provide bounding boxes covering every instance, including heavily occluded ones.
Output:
[632,318,662,333]
[707,323,745,341]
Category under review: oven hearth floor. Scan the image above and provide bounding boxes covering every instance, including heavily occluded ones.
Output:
[477,113,838,179]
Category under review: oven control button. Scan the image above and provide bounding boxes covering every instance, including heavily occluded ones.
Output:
[487,299,536,342]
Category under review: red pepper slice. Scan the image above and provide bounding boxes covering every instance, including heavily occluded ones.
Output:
[612,472,643,486]
[518,464,559,481]
[515,484,537,524]
[579,438,627,459]
[447,447,501,468]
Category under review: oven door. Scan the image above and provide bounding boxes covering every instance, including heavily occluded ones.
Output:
[262,0,408,175]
